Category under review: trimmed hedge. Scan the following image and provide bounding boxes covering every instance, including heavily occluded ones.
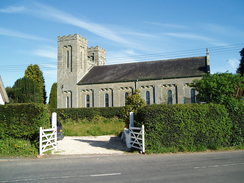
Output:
[54,107,124,121]
[135,104,233,153]
[0,103,50,142]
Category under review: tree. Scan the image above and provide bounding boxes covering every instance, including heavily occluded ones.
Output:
[191,73,244,104]
[122,89,146,123]
[24,64,47,104]
[9,77,42,103]
[237,48,244,76]
[48,82,57,108]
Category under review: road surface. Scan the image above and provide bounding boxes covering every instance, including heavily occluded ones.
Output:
[0,151,243,183]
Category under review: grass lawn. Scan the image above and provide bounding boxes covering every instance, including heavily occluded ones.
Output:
[62,116,126,136]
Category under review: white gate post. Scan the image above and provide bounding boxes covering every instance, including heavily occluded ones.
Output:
[129,112,134,128]
[142,125,145,153]
[51,112,57,150]
[39,127,43,155]
[51,112,57,128]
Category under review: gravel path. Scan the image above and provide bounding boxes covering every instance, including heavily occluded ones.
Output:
[54,136,127,155]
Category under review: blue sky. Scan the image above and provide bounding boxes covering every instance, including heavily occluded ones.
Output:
[0,0,243,100]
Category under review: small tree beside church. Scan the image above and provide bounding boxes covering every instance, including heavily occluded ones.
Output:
[25,64,47,104]
[122,89,146,123]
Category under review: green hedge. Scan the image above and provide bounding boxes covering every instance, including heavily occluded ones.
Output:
[0,138,37,156]
[223,99,244,144]
[54,107,124,121]
[135,104,233,153]
[0,103,50,142]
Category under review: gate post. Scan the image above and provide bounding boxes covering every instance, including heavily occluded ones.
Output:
[51,112,57,150]
[129,112,134,128]
[39,127,43,155]
[142,125,145,153]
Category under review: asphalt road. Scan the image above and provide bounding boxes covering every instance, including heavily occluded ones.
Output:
[0,151,244,183]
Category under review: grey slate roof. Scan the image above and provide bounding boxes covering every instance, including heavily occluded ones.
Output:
[0,76,9,103]
[78,56,209,85]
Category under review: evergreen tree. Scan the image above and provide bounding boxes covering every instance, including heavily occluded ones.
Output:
[24,64,47,103]
[237,48,244,76]
[11,77,42,103]
[48,82,57,108]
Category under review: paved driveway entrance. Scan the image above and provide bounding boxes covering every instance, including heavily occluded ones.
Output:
[54,135,127,155]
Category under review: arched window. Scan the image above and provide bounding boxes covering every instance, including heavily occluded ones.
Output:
[125,92,129,105]
[167,90,173,104]
[86,95,90,108]
[67,50,69,68]
[191,89,196,103]
[66,96,69,108]
[105,93,109,107]
[146,91,150,105]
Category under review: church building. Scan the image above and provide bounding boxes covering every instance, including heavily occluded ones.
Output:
[57,34,210,108]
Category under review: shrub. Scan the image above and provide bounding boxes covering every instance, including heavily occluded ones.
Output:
[0,138,37,156]
[135,104,233,153]
[0,103,50,142]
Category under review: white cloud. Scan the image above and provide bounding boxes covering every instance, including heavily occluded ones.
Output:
[121,31,158,39]
[107,49,140,64]
[33,47,56,59]
[30,3,134,47]
[0,6,25,13]
[145,22,188,29]
[164,32,228,46]
[202,23,244,37]
[41,63,57,69]
[0,27,48,41]
[227,58,239,70]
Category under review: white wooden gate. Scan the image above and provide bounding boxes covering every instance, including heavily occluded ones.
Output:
[128,112,145,153]
[129,125,145,153]
[39,112,57,155]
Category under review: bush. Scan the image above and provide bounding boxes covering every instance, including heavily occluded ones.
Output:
[54,107,124,121]
[135,104,233,153]
[0,138,37,156]
[0,103,50,143]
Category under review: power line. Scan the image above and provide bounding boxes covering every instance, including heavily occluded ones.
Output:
[0,43,243,71]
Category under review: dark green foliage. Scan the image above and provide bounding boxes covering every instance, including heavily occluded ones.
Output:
[135,104,233,153]
[0,104,50,142]
[0,138,37,156]
[191,73,244,103]
[122,89,146,122]
[7,77,42,103]
[237,48,244,76]
[24,64,47,104]
[224,98,244,144]
[48,82,57,109]
[54,107,124,121]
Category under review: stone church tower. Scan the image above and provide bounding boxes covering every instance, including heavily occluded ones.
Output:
[57,34,106,108]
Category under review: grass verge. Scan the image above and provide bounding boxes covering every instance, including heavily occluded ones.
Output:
[62,116,126,136]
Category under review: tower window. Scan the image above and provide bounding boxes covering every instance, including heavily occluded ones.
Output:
[191,89,196,103]
[146,91,150,105]
[86,94,90,108]
[67,50,69,68]
[105,93,109,107]
[167,90,173,104]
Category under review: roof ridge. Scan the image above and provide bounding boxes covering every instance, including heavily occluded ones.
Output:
[94,56,206,68]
